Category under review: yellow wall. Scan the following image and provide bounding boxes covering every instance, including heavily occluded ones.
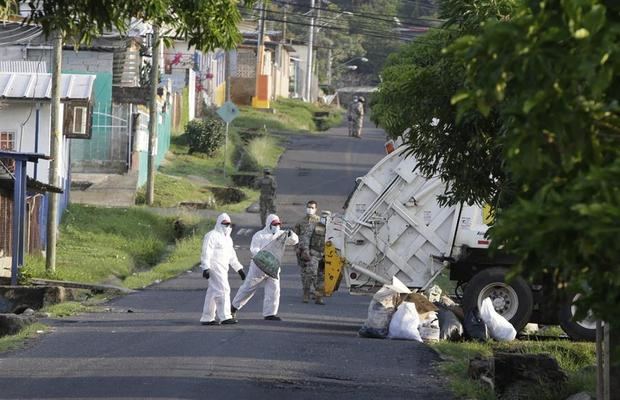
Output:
[214,82,226,106]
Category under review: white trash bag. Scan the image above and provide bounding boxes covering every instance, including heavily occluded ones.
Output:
[479,297,517,341]
[358,286,400,339]
[388,302,422,341]
[419,311,440,342]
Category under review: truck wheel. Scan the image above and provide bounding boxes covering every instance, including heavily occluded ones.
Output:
[463,267,533,332]
[559,294,596,342]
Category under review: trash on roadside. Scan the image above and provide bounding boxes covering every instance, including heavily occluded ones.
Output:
[388,302,422,341]
[358,286,400,339]
[464,307,489,341]
[403,292,437,314]
[479,297,517,341]
[437,307,463,341]
[419,311,440,342]
[425,285,442,303]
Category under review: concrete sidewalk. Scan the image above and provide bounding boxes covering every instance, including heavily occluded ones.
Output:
[70,171,138,207]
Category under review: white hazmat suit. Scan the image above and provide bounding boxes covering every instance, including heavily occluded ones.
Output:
[200,213,244,323]
[232,214,298,318]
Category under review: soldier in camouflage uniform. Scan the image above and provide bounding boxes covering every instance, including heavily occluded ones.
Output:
[256,168,277,226]
[308,210,330,305]
[293,201,320,303]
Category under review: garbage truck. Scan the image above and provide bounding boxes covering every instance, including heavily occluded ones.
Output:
[322,144,596,341]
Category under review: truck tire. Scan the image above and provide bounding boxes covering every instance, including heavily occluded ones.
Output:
[463,267,533,333]
[559,294,596,342]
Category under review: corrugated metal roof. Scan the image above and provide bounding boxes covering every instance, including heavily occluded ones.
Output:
[0,61,48,73]
[0,73,96,100]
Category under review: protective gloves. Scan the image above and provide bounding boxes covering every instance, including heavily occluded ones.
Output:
[202,270,210,280]
[238,269,246,280]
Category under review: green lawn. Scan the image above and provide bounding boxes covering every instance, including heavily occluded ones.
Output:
[432,340,596,400]
[233,98,343,133]
[0,323,48,354]
[23,205,176,284]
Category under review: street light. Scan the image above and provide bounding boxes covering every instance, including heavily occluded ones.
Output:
[342,56,369,65]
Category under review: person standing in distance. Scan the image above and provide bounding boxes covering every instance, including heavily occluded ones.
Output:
[199,213,246,325]
[346,96,359,137]
[256,168,277,226]
[352,96,365,138]
[231,214,298,321]
[294,200,320,303]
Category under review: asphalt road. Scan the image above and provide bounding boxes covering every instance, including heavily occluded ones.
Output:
[0,123,454,399]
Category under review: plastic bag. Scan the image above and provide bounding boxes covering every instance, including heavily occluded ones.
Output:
[253,234,288,278]
[464,307,489,341]
[388,302,422,341]
[437,308,463,341]
[419,311,440,342]
[358,286,399,339]
[479,297,517,341]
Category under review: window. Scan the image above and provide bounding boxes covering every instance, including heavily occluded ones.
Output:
[0,130,15,173]
[63,102,92,139]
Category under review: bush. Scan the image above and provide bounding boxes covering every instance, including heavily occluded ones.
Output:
[185,111,225,155]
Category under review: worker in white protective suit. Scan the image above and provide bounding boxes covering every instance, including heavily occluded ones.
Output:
[231,214,299,321]
[200,213,247,325]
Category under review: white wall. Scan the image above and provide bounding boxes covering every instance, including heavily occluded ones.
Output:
[0,102,69,185]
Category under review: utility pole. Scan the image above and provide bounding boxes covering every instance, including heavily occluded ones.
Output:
[305,0,315,102]
[224,50,231,174]
[146,25,160,206]
[327,47,332,86]
[45,31,63,274]
[253,1,265,107]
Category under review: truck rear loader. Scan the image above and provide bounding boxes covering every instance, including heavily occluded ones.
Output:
[323,145,595,341]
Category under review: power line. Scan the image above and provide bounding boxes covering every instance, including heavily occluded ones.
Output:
[259,15,444,46]
[269,0,445,25]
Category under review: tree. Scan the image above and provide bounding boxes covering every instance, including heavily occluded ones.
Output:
[371,0,515,207]
[373,0,620,355]
[2,0,250,51]
[449,0,620,333]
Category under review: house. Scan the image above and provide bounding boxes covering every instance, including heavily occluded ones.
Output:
[0,70,96,271]
[230,30,298,107]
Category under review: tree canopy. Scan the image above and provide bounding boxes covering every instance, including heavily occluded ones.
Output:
[1,0,252,50]
[372,0,620,328]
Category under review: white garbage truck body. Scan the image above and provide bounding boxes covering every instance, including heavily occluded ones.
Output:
[324,145,596,339]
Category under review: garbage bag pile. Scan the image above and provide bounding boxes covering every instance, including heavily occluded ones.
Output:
[359,280,516,343]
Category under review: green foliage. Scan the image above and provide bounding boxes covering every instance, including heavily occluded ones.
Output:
[371,1,512,207]
[450,0,620,327]
[136,173,216,208]
[124,227,207,289]
[42,302,99,318]
[0,323,48,354]
[433,340,596,400]
[185,112,225,156]
[9,0,253,51]
[23,205,175,284]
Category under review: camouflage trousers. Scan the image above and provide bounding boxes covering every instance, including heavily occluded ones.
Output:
[297,255,318,292]
[259,197,276,226]
[353,118,363,138]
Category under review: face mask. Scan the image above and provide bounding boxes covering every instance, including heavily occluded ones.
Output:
[224,226,232,236]
[270,225,281,235]
[306,207,316,215]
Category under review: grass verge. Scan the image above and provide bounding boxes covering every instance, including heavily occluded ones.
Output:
[41,301,101,317]
[432,340,596,400]
[123,218,213,289]
[233,98,343,133]
[23,205,175,284]
[0,323,48,354]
